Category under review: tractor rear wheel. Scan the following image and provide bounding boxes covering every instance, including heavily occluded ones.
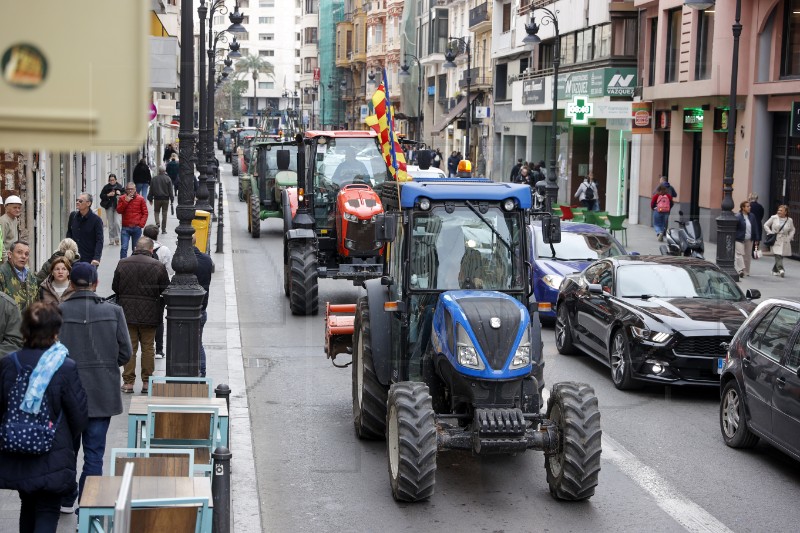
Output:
[545,382,602,501]
[387,382,437,502]
[352,298,388,440]
[246,193,253,233]
[238,179,245,202]
[288,241,318,315]
[250,191,261,238]
[231,157,239,176]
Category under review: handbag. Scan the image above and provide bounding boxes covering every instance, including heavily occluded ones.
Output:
[764,218,788,247]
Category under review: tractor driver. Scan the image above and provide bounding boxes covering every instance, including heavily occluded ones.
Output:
[331,146,370,187]
[459,245,486,289]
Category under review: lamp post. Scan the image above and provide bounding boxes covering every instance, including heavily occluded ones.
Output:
[304,85,317,129]
[443,37,471,161]
[340,78,348,129]
[399,53,423,142]
[195,0,212,214]
[163,0,205,377]
[524,9,560,215]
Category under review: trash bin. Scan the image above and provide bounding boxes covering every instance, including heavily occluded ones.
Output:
[192,210,212,253]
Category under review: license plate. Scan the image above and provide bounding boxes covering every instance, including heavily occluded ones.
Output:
[717,358,725,375]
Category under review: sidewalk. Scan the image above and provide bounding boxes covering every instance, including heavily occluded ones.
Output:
[0,174,259,533]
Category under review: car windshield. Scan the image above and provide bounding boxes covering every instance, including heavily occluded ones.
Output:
[534,228,625,260]
[616,264,744,301]
[314,138,388,189]
[410,206,524,291]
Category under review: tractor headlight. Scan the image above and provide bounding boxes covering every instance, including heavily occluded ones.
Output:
[510,329,531,369]
[456,324,485,370]
[343,212,359,222]
[542,274,564,290]
[503,198,516,211]
[418,197,431,211]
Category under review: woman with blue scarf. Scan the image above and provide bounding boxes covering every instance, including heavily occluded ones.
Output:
[0,302,88,533]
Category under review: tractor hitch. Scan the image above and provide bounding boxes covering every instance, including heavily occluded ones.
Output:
[435,410,560,455]
[324,303,356,365]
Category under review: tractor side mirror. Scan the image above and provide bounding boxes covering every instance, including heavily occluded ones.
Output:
[540,213,562,244]
[375,213,398,242]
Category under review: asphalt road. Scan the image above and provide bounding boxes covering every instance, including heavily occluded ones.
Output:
[222,167,800,533]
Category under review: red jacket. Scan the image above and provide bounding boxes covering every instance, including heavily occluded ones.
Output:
[116,193,148,228]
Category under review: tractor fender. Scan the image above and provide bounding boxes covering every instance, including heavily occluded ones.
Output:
[285,187,299,219]
[364,278,392,386]
[286,228,315,241]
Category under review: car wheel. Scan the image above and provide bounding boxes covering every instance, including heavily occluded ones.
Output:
[720,380,759,449]
[555,304,576,355]
[609,329,640,390]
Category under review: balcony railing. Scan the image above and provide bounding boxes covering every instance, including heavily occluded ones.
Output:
[468,3,489,29]
[367,42,385,55]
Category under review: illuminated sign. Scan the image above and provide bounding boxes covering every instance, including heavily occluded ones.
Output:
[565,96,593,125]
[683,108,704,132]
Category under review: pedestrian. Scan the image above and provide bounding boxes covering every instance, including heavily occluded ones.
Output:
[112,237,169,394]
[1,195,25,261]
[447,151,459,177]
[99,174,124,246]
[517,165,531,186]
[116,182,148,259]
[147,166,175,235]
[143,225,173,359]
[510,158,523,183]
[432,149,442,169]
[0,241,39,313]
[653,176,677,199]
[0,302,88,533]
[575,176,599,211]
[0,291,22,358]
[35,238,79,284]
[166,153,180,192]
[132,158,152,200]
[735,200,759,278]
[58,262,132,514]
[162,143,177,164]
[763,204,795,278]
[748,193,765,257]
[66,193,103,267]
[39,257,75,305]
[650,185,674,241]
[193,235,213,378]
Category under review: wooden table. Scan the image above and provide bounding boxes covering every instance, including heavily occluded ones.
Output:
[127,396,229,449]
[78,476,212,533]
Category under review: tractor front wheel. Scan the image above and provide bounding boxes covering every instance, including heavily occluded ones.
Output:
[545,382,602,501]
[250,191,261,238]
[288,241,318,315]
[238,179,245,202]
[387,382,437,502]
[352,297,388,440]
[231,157,239,176]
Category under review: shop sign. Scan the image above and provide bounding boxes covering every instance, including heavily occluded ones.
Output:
[631,101,653,134]
[557,67,637,100]
[792,101,800,138]
[591,101,631,119]
[713,107,729,132]
[565,96,593,125]
[654,110,671,131]
[522,78,545,105]
[683,108,704,132]
[360,105,369,123]
[474,106,490,119]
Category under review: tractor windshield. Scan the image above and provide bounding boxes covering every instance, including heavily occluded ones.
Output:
[314,137,388,190]
[409,206,524,291]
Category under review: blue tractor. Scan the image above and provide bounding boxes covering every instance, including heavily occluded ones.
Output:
[325,178,602,502]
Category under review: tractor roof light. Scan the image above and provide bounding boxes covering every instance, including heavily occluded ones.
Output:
[503,198,516,211]
[418,197,431,211]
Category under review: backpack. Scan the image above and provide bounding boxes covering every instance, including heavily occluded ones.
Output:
[584,184,595,201]
[0,353,61,455]
[152,244,161,260]
[656,194,671,213]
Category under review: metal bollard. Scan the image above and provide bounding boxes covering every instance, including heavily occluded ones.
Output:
[212,447,232,533]
[215,179,224,254]
[215,383,231,415]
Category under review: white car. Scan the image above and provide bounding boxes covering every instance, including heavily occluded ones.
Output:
[407,165,447,179]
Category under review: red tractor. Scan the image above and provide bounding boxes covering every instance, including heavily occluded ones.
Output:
[283,130,389,315]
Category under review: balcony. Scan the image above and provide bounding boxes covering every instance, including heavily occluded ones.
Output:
[468,3,490,33]
[458,68,491,90]
[367,42,386,57]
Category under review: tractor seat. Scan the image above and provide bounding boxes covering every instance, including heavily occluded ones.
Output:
[275,170,297,188]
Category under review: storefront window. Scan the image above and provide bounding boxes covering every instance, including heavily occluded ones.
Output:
[782,0,800,77]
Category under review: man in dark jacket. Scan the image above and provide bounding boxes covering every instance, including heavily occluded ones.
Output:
[734,200,760,278]
[66,193,104,267]
[748,192,765,254]
[147,166,175,234]
[194,236,214,377]
[510,158,523,182]
[58,262,132,513]
[132,158,152,200]
[112,237,169,393]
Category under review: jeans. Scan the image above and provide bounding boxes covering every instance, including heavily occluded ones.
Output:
[199,310,208,377]
[135,183,149,200]
[105,208,120,242]
[154,199,170,231]
[63,417,111,508]
[120,226,142,259]
[19,490,61,533]
[653,210,669,235]
[123,325,156,385]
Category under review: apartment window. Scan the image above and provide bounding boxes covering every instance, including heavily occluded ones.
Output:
[296,65,301,73]
[304,28,318,44]
[437,73,447,101]
[502,3,511,33]
[781,0,800,77]
[259,50,275,57]
[520,57,529,74]
[575,29,592,63]
[305,0,318,14]
[242,16,249,24]
[238,33,250,41]
[539,42,554,70]
[613,18,637,56]
[213,15,224,25]
[240,48,249,56]
[695,10,714,80]
[296,49,300,57]
[259,0,274,7]
[648,18,657,85]
[240,0,249,7]
[560,33,575,65]
[495,63,507,100]
[259,33,275,41]
[665,8,681,83]
[297,32,301,42]
[593,23,611,59]
[428,8,448,55]
[259,17,275,24]
[258,81,275,90]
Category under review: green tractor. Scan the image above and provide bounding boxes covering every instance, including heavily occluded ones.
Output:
[241,138,298,238]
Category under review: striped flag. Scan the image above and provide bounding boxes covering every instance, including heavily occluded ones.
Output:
[365,69,409,182]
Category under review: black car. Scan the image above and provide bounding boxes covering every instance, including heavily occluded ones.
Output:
[719,298,800,460]
[555,255,760,389]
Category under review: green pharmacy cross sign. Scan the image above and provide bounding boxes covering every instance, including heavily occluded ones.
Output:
[566,96,593,125]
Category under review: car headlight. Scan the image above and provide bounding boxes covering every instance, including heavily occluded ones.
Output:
[343,212,359,222]
[456,324,485,370]
[542,274,565,289]
[630,326,672,345]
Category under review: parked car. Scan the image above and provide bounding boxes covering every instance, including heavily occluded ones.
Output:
[529,221,627,321]
[406,165,447,179]
[555,255,761,390]
[719,298,800,461]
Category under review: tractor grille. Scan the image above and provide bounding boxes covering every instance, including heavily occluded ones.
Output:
[345,220,379,255]
[673,336,732,357]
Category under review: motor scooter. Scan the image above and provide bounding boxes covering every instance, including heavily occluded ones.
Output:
[659,210,704,258]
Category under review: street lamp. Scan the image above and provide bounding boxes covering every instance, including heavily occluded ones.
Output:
[339,78,348,129]
[304,85,317,129]
[443,37,471,162]
[399,53,422,142]
[684,0,740,279]
[524,9,560,215]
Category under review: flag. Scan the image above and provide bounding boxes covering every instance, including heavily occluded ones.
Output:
[365,69,409,182]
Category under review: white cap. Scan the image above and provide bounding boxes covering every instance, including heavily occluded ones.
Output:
[4,195,21,205]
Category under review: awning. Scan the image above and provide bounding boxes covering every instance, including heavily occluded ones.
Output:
[432,94,479,133]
